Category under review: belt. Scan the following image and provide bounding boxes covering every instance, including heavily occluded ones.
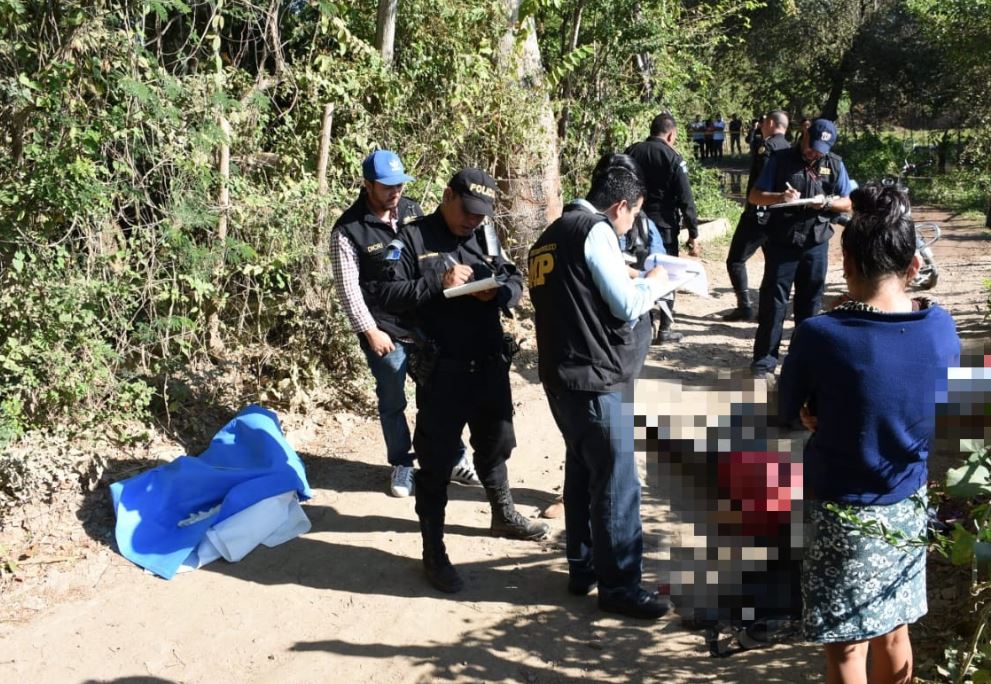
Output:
[435,355,504,373]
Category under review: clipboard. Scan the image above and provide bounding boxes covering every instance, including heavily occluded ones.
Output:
[443,275,504,299]
[768,195,828,210]
[643,253,708,298]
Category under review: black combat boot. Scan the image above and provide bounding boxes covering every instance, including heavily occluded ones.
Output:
[654,303,683,344]
[485,484,549,541]
[722,291,755,322]
[420,518,464,593]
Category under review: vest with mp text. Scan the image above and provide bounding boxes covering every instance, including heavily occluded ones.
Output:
[528,205,642,393]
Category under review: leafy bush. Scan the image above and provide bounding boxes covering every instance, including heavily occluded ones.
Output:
[834,132,904,184]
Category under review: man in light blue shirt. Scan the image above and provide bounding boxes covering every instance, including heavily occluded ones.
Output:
[529,153,673,620]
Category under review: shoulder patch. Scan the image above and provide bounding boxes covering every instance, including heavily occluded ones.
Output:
[679,160,688,174]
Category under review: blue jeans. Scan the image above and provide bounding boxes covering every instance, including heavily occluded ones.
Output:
[545,386,643,599]
[752,239,829,373]
[359,336,415,468]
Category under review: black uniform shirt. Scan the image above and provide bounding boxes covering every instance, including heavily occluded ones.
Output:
[624,137,699,237]
[371,210,523,359]
[745,133,790,199]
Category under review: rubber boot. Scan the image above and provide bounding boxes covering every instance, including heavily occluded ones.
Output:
[722,290,755,322]
[485,484,549,541]
[420,518,464,593]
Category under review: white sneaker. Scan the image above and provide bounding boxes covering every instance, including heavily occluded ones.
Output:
[390,465,415,497]
[450,454,482,486]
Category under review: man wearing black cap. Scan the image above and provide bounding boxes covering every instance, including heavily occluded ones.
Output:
[372,168,548,593]
[747,118,853,377]
[331,150,480,499]
[722,109,790,322]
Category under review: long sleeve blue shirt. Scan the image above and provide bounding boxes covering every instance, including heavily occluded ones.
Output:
[778,304,959,504]
[571,199,667,322]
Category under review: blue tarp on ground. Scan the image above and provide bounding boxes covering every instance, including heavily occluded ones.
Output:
[110,405,312,579]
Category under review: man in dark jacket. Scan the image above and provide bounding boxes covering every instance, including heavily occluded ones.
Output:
[528,153,673,620]
[331,151,480,498]
[748,119,853,377]
[625,113,701,343]
[722,109,791,321]
[374,168,548,594]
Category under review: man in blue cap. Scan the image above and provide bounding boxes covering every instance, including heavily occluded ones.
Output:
[747,118,853,378]
[331,150,481,496]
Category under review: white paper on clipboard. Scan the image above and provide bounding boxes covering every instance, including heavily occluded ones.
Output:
[442,275,503,299]
[643,253,709,298]
[768,195,826,210]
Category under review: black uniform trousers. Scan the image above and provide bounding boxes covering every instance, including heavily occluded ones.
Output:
[413,359,514,522]
[751,239,829,374]
[724,209,767,302]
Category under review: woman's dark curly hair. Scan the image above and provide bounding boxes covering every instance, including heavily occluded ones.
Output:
[841,182,916,280]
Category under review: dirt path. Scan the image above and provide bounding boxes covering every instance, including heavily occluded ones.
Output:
[0,200,988,683]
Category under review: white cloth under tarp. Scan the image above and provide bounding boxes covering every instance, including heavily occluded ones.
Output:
[178,491,311,572]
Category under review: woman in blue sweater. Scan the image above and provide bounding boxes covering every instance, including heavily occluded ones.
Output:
[779,183,960,684]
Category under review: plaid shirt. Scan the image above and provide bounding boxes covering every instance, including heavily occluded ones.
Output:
[330,208,400,334]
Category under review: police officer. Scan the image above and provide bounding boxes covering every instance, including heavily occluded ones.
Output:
[374,168,548,593]
[748,119,853,377]
[331,151,478,498]
[722,110,791,321]
[528,153,672,620]
[625,113,700,343]
[620,213,672,346]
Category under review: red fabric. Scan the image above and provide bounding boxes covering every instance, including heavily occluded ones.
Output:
[717,451,803,536]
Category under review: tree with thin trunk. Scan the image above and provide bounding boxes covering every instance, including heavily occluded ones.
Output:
[375,0,398,67]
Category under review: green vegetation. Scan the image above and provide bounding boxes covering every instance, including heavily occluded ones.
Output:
[1,3,990,673]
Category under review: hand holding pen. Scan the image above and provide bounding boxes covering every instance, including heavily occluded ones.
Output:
[442,252,474,289]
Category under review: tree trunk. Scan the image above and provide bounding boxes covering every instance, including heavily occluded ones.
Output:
[820,47,855,121]
[208,114,231,357]
[374,0,398,67]
[497,0,564,258]
[557,2,584,141]
[315,103,334,245]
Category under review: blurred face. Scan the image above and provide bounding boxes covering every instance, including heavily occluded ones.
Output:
[441,189,486,237]
[611,197,644,236]
[364,180,404,215]
[760,118,773,138]
[801,133,823,162]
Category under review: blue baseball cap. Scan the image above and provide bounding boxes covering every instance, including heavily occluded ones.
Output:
[808,119,838,154]
[362,150,415,185]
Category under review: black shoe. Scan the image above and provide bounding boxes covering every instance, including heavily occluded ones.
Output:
[599,588,673,620]
[420,518,464,593]
[567,575,597,596]
[653,330,683,345]
[423,553,464,593]
[722,307,755,322]
[486,484,550,540]
[491,511,550,540]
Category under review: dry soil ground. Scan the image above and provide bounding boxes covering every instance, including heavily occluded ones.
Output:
[0,195,988,684]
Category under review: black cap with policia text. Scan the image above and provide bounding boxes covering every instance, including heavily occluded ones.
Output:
[449,168,498,216]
